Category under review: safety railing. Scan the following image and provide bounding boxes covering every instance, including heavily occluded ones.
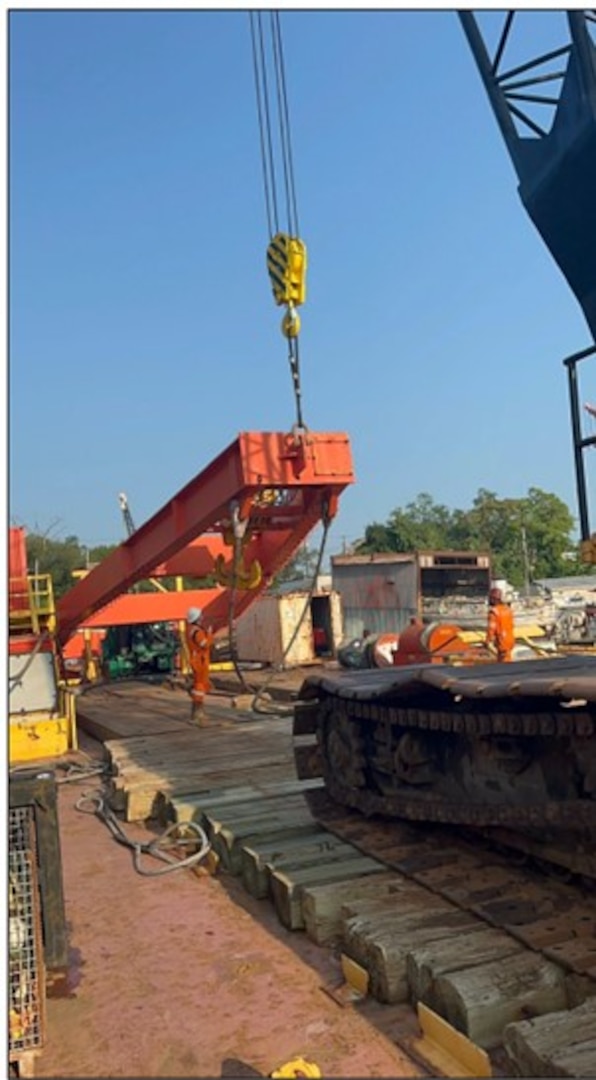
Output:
[9,574,56,635]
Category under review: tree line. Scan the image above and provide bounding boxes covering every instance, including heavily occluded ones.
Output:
[354,488,591,587]
[21,530,303,600]
[23,534,117,599]
[19,485,592,600]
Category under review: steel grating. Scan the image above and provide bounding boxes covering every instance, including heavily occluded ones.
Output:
[9,805,34,852]
[9,807,45,1058]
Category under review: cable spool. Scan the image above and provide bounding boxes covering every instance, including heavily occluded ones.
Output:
[395,621,471,665]
[370,632,400,667]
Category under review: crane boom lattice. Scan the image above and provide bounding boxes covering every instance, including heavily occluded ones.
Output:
[460,11,596,343]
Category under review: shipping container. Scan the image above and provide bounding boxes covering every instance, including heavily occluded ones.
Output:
[332,551,491,640]
[235,587,343,666]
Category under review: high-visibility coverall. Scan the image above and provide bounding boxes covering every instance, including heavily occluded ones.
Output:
[185,622,214,708]
[486,602,515,662]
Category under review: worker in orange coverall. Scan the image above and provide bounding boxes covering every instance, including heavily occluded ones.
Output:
[486,586,515,662]
[185,607,214,725]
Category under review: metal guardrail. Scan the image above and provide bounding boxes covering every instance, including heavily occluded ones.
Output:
[9,574,56,635]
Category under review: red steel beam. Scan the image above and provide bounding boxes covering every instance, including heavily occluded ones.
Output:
[152,536,228,577]
[78,587,223,628]
[56,430,354,645]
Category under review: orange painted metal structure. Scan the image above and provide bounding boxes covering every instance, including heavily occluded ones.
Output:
[9,526,30,619]
[152,536,229,577]
[56,430,354,646]
[61,630,105,663]
[393,620,482,666]
[79,588,223,628]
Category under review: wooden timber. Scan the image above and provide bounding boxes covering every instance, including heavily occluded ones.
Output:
[241,828,360,900]
[204,799,319,874]
[435,951,567,1049]
[77,682,596,1076]
[76,683,192,741]
[83,683,297,821]
[270,854,385,931]
[301,873,423,947]
[342,903,481,1005]
[9,1049,40,1078]
[503,998,596,1077]
[163,777,323,825]
[407,928,524,1020]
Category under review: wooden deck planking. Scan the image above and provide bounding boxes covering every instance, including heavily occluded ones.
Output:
[97,699,300,816]
[73,682,596,1075]
[117,763,300,822]
[164,777,323,824]
[76,680,269,741]
[80,687,299,821]
[77,708,189,742]
[77,705,275,742]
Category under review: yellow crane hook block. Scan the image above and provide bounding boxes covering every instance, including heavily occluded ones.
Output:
[267,233,307,307]
[270,1058,322,1078]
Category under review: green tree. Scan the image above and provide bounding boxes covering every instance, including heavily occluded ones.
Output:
[356,522,398,554]
[354,487,583,588]
[521,487,576,581]
[357,494,458,553]
[388,494,456,551]
[275,544,321,585]
[25,533,86,598]
[89,543,117,564]
[464,488,577,584]
[463,490,523,581]
[25,530,220,600]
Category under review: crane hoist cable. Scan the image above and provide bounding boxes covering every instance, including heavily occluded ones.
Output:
[249,10,307,431]
[250,500,333,715]
[242,12,326,709]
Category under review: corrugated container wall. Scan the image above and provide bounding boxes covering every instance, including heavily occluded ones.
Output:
[332,555,418,640]
[235,591,343,666]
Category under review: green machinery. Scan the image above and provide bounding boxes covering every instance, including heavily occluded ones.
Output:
[101,623,180,679]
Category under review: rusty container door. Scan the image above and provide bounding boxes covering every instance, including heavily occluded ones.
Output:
[235,595,285,665]
[279,594,316,666]
[235,592,316,666]
[332,556,418,640]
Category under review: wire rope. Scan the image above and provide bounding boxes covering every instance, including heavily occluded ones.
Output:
[251,501,332,714]
[288,336,304,431]
[250,10,306,433]
[272,10,300,237]
[9,631,51,692]
[250,11,279,237]
[75,791,211,877]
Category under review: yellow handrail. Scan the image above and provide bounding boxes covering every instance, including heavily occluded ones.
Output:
[9,574,56,634]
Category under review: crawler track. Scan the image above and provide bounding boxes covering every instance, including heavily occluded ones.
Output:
[294,655,596,880]
[289,788,596,988]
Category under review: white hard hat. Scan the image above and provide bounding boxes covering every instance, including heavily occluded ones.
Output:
[187,607,202,624]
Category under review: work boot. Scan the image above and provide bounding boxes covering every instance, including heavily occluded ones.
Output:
[190,704,209,727]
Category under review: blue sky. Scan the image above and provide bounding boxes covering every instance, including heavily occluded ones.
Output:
[9,8,596,557]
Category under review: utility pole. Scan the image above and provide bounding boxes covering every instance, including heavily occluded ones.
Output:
[521,525,531,598]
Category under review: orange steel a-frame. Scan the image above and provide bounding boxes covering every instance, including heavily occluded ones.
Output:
[56,430,354,646]
[73,588,224,631]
